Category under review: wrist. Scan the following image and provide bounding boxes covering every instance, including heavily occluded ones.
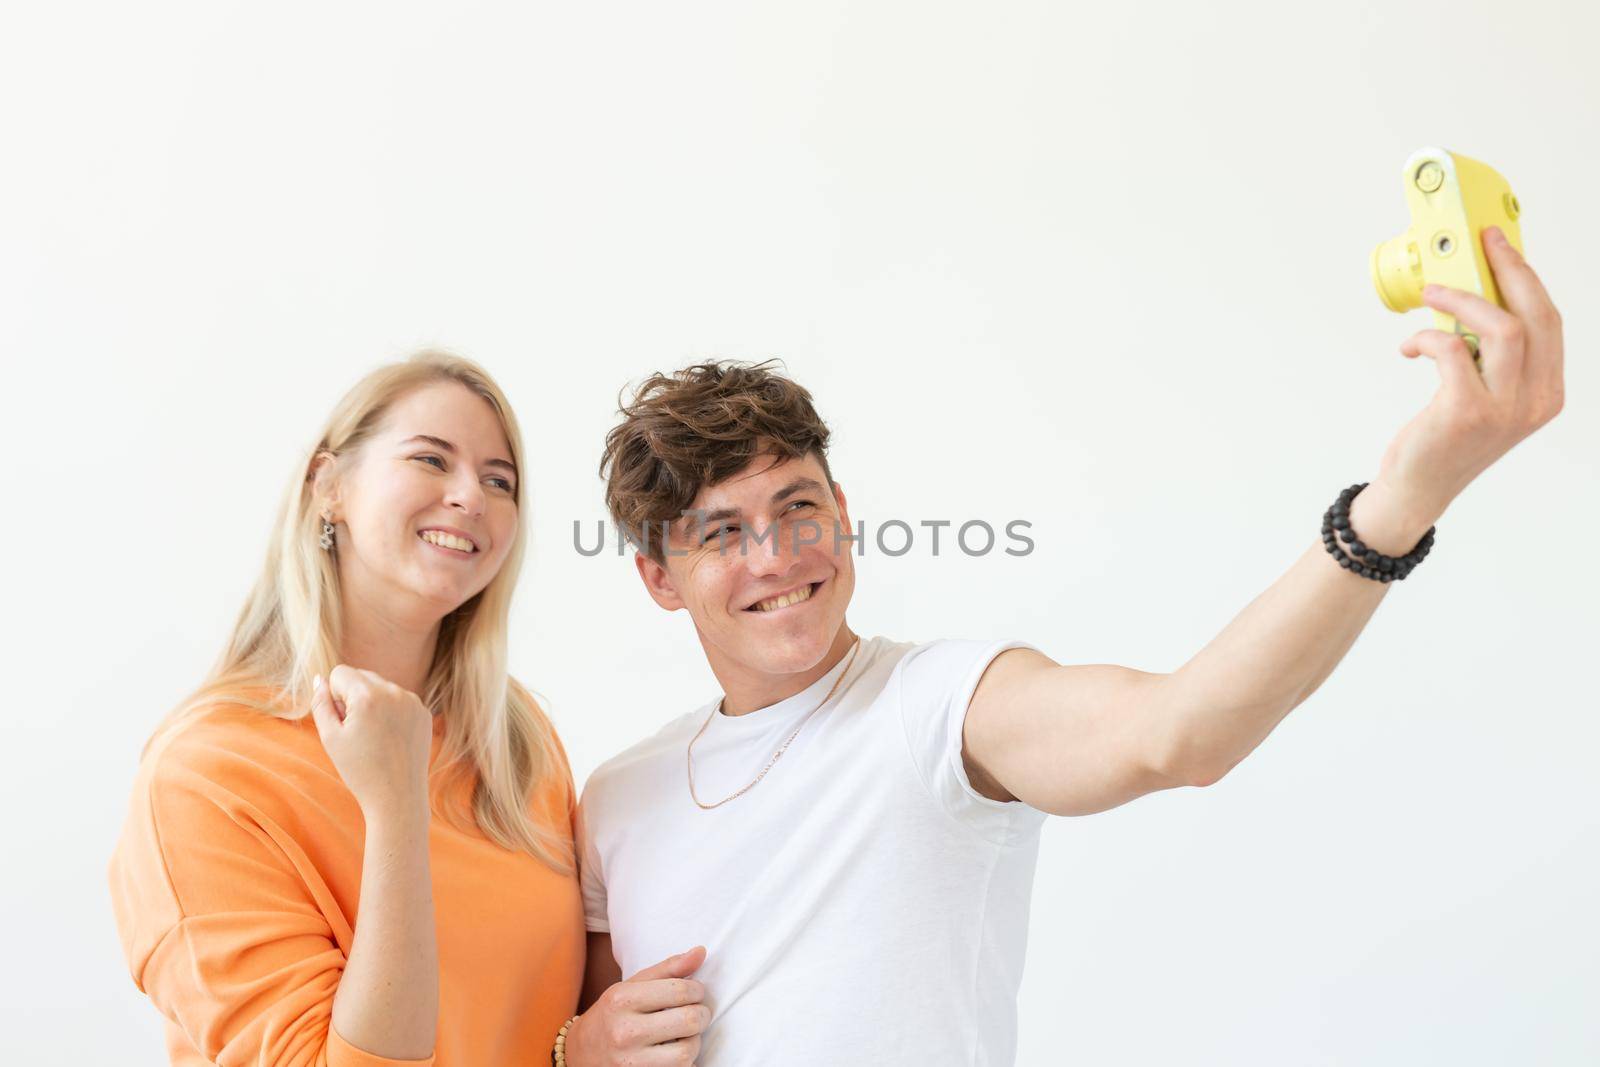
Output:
[361,794,431,838]
[1348,479,1442,556]
[559,1011,591,1067]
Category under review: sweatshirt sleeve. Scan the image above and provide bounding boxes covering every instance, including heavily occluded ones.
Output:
[108,733,435,1067]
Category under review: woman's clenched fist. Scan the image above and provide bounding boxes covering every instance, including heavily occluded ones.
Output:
[311,665,434,818]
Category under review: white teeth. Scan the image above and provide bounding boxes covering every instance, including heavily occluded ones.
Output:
[753,584,814,613]
[420,530,475,553]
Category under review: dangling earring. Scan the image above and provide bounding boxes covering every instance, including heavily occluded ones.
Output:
[319,517,335,551]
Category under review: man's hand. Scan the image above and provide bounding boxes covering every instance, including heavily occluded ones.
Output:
[1372,225,1565,525]
[565,946,711,1066]
[962,229,1568,815]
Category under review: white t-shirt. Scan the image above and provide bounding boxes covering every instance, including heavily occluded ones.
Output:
[577,635,1048,1067]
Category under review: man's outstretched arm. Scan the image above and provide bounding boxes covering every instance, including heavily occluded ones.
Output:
[964,227,1565,817]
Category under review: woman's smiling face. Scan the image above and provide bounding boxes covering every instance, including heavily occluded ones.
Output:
[321,380,520,621]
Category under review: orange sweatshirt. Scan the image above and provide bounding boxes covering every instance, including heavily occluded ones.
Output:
[109,691,585,1066]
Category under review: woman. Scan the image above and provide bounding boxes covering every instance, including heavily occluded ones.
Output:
[109,352,706,1066]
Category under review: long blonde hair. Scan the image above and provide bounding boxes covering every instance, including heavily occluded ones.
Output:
[152,350,570,871]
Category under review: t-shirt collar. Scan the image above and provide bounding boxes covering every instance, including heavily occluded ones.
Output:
[707,638,866,734]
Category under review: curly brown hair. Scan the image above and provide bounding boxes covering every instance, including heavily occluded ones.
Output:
[600,360,834,562]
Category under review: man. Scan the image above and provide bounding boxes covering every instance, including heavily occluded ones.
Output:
[566,228,1563,1065]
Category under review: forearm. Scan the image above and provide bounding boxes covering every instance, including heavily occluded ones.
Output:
[330,800,439,1059]
[567,944,622,1067]
[578,933,621,1012]
[1162,478,1441,783]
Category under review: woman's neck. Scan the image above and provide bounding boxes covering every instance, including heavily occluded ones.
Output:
[337,585,442,697]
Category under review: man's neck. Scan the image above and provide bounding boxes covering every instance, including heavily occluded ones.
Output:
[712,623,859,716]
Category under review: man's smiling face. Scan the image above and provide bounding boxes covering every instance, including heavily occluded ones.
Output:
[635,450,857,682]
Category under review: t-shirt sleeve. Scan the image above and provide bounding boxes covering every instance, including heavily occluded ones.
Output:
[108,737,434,1067]
[897,638,1050,845]
[574,790,610,934]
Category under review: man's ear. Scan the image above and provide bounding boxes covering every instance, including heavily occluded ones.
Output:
[635,551,686,611]
[832,480,851,529]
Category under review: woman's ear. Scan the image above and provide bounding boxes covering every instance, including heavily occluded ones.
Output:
[635,551,685,612]
[309,450,341,522]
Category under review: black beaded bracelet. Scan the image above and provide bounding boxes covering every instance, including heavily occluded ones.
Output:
[1321,482,1435,583]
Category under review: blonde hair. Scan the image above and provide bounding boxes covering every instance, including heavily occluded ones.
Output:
[152,350,570,872]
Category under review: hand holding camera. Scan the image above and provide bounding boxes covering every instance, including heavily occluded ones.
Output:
[1368,149,1565,530]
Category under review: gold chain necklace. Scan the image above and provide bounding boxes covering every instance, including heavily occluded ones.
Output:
[686,640,862,810]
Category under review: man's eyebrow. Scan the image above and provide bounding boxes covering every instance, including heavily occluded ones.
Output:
[681,507,739,538]
[771,477,827,504]
[400,434,518,477]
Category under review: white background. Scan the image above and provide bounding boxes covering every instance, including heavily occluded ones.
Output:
[3,2,1596,1064]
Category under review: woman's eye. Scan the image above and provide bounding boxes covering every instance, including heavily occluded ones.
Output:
[416,455,511,493]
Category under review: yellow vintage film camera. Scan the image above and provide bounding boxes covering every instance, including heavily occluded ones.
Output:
[1371,147,1524,360]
